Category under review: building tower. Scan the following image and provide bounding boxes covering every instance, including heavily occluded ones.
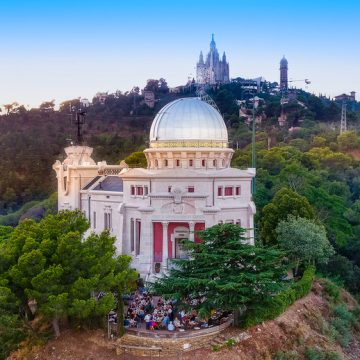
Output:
[280,56,288,91]
[196,34,230,85]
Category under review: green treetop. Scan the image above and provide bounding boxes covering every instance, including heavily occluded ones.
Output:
[260,187,315,246]
[151,224,287,325]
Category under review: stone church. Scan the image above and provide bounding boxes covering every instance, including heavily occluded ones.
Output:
[196,34,230,85]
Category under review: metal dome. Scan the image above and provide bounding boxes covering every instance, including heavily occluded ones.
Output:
[149,97,228,148]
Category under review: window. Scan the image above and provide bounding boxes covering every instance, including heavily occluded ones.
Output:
[189,159,193,167]
[155,159,158,167]
[135,220,141,256]
[168,186,172,193]
[213,159,217,167]
[176,159,180,167]
[224,186,233,196]
[236,186,241,196]
[202,159,206,167]
[136,186,143,196]
[217,186,223,196]
[236,219,241,226]
[144,186,148,195]
[93,211,96,229]
[188,186,194,193]
[222,159,225,167]
[130,185,135,196]
[130,218,134,252]
[164,159,168,167]
[104,212,112,230]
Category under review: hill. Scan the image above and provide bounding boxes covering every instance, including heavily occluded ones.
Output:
[9,280,360,360]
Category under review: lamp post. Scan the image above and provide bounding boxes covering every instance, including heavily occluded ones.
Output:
[251,96,261,194]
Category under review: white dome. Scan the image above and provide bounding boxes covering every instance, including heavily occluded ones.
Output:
[149,97,228,148]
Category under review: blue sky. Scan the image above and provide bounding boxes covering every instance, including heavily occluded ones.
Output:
[1,0,360,107]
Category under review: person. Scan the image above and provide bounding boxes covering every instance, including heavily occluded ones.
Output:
[145,313,152,330]
[173,317,181,328]
[134,314,141,328]
[168,321,175,331]
[151,319,156,330]
[162,314,170,328]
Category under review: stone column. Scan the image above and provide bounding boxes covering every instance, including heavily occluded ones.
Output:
[189,221,195,242]
[162,221,169,265]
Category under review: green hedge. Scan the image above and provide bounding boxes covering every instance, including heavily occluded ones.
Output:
[241,266,316,328]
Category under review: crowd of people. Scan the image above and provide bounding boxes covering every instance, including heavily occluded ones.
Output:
[119,290,230,332]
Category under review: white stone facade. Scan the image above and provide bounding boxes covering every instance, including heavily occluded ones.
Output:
[53,98,255,278]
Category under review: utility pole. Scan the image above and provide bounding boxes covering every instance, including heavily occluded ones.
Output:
[340,101,347,134]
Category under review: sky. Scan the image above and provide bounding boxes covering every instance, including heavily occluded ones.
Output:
[1,0,360,108]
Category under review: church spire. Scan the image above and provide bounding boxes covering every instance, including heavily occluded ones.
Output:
[210,33,216,50]
[222,51,226,62]
[199,51,204,64]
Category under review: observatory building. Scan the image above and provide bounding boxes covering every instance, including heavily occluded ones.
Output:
[53,97,255,277]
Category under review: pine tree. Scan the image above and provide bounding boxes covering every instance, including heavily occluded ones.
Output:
[152,224,287,325]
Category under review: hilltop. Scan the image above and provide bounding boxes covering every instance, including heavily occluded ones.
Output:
[9,280,360,360]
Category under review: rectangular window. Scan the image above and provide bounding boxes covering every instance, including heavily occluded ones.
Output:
[224,186,233,196]
[188,186,194,193]
[130,218,134,252]
[217,186,223,196]
[144,186,148,195]
[236,219,241,226]
[202,159,206,167]
[135,219,141,256]
[104,213,111,230]
[130,185,135,196]
[236,186,241,196]
[137,186,143,196]
[93,211,96,229]
[189,159,193,167]
[168,186,172,193]
[176,159,180,167]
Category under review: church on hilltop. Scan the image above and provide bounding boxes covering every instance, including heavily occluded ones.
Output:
[53,97,255,278]
[196,34,230,85]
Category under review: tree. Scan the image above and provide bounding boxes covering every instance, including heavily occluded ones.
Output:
[123,151,147,168]
[260,188,315,246]
[0,210,138,337]
[151,224,287,326]
[276,215,334,275]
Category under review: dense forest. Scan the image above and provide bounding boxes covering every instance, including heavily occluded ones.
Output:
[2,79,360,297]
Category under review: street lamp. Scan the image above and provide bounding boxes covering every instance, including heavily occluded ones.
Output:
[250,96,263,195]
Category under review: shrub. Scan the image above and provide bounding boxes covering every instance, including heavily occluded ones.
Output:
[274,351,297,360]
[304,348,342,360]
[242,266,315,327]
[321,279,341,302]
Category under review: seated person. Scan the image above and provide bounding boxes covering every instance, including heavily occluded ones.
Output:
[145,313,152,330]
[173,317,182,328]
[168,321,175,331]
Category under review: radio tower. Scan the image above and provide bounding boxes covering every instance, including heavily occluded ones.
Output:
[340,101,347,134]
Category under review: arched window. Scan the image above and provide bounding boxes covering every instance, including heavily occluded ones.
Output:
[213,159,217,167]
[189,159,193,167]
[164,159,168,167]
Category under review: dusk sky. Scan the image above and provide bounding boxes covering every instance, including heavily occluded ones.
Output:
[1,0,359,108]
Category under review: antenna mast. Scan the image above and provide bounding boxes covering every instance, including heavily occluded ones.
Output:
[340,101,347,134]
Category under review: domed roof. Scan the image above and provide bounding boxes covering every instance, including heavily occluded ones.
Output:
[280,55,288,65]
[149,97,228,148]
